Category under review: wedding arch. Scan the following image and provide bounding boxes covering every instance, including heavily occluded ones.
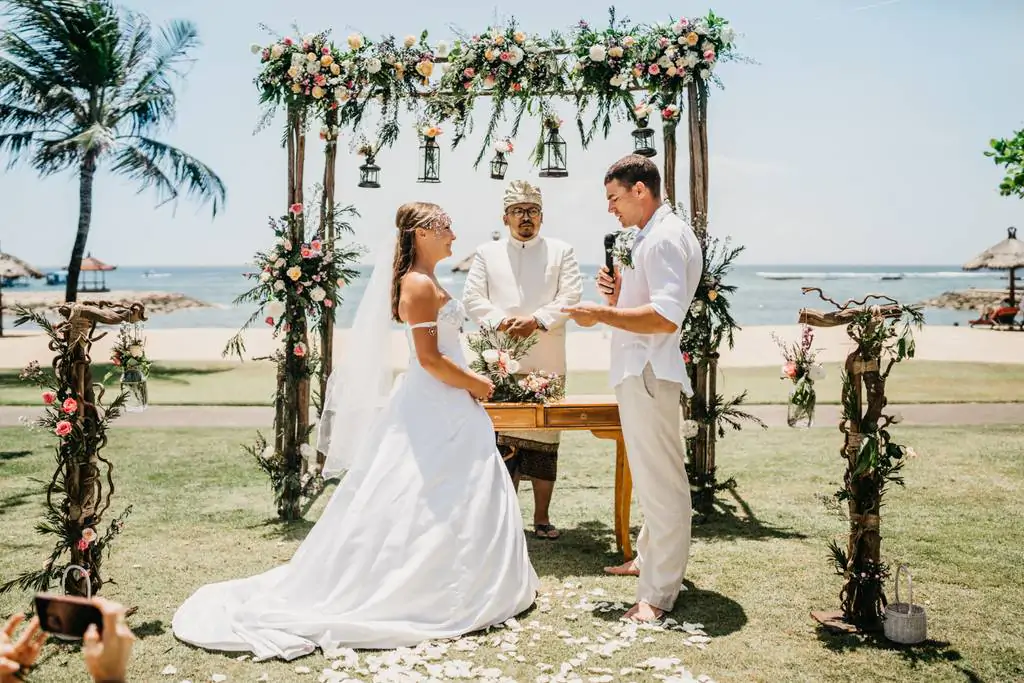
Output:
[232,7,763,521]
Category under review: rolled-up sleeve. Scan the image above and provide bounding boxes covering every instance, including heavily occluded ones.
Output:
[644,237,689,329]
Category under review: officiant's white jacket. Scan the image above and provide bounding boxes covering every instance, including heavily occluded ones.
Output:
[462,235,583,377]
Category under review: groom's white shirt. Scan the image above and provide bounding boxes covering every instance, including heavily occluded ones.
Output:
[610,203,702,395]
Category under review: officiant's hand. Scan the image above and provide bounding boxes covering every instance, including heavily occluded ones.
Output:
[597,266,621,306]
[468,374,495,401]
[504,316,539,338]
[561,302,603,328]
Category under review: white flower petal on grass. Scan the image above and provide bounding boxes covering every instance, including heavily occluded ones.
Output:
[161,665,177,676]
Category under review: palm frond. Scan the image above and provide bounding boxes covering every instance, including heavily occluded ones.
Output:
[114,135,226,216]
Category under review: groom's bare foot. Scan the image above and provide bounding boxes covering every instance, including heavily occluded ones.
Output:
[603,559,640,576]
[622,601,664,622]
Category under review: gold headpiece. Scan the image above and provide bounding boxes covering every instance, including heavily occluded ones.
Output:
[503,180,542,209]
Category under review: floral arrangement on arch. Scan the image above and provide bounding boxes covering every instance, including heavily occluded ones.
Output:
[467,324,566,404]
[225,200,361,361]
[253,29,357,116]
[643,11,736,99]
[773,325,825,427]
[102,322,151,383]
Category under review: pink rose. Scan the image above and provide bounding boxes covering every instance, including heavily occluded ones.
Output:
[648,64,661,75]
[310,239,322,252]
[682,352,692,364]
[289,203,303,215]
[283,37,293,46]
[55,420,72,437]
[42,391,56,405]
[703,49,716,61]
[301,247,313,258]
[323,299,334,308]
[463,67,475,78]
[658,37,670,48]
[499,51,511,61]
[76,538,89,551]
[293,343,307,357]
[783,362,798,379]
[62,397,78,414]
[321,46,330,55]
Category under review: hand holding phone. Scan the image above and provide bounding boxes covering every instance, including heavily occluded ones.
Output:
[34,593,103,639]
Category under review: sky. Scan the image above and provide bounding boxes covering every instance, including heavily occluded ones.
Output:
[1,0,1023,268]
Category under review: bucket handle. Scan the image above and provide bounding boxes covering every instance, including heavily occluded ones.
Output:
[894,563,913,609]
[62,564,92,599]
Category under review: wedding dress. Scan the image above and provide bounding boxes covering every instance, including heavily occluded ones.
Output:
[172,298,539,661]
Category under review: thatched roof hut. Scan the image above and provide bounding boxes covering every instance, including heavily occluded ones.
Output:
[963,226,1024,305]
[0,251,43,279]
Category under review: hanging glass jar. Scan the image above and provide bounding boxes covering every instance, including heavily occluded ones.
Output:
[787,392,814,429]
[116,321,149,413]
[631,117,657,157]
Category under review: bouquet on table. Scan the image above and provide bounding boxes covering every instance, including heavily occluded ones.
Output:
[467,323,566,403]
[773,324,825,428]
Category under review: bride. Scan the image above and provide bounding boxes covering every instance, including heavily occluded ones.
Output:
[172,202,539,661]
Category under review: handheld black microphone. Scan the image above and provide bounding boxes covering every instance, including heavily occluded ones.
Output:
[603,232,617,274]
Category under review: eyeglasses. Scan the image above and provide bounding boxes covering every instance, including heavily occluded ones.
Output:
[507,207,541,218]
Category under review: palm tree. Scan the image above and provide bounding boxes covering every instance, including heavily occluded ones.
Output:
[0,0,226,301]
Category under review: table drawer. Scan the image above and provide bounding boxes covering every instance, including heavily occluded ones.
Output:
[544,404,620,428]
[485,405,540,429]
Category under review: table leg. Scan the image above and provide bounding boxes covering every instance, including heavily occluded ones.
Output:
[592,429,633,561]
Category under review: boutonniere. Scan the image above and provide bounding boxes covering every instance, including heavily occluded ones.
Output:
[611,229,638,269]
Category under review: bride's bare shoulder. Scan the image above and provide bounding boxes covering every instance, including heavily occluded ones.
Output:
[399,271,435,297]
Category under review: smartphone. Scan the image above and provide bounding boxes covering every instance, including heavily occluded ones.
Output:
[603,232,617,274]
[34,593,103,638]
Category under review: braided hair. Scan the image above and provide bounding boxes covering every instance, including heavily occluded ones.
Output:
[390,201,444,322]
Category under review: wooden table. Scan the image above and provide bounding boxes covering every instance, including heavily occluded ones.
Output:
[483,397,634,560]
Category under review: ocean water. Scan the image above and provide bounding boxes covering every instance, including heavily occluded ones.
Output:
[9,264,1006,330]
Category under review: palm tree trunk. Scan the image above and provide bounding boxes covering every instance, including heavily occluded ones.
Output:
[65,153,99,303]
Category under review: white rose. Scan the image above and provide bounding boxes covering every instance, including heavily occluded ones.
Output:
[271,44,284,59]
[609,74,624,87]
[685,52,700,68]
[588,44,606,62]
[678,36,688,45]
[366,58,382,74]
[403,35,416,48]
[607,45,624,59]
[508,46,524,65]
[721,27,736,44]
[690,300,705,314]
[436,40,449,57]
[658,55,672,68]
[262,445,274,459]
[699,68,710,80]
[506,360,521,375]
[306,61,320,74]
[274,280,286,291]
[808,364,826,381]
[524,40,540,54]
[128,344,144,358]
[259,271,271,283]
[274,258,285,268]
[267,300,285,318]
[694,18,709,34]
[482,349,500,364]
[681,420,700,438]
[291,52,305,66]
[309,286,326,302]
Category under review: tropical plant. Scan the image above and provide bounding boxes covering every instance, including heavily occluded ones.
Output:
[0,0,226,301]
[985,128,1024,199]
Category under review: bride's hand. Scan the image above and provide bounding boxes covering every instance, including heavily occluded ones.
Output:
[468,374,495,401]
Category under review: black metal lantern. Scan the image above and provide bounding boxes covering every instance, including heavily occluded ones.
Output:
[418,136,440,183]
[490,151,508,180]
[358,155,380,188]
[631,117,657,157]
[538,127,568,178]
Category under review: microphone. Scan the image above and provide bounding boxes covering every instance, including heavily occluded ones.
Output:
[603,232,617,274]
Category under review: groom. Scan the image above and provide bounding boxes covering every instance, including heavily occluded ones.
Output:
[463,179,583,539]
[562,155,701,622]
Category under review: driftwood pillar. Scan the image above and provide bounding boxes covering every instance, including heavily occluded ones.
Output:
[278,108,312,520]
[801,288,922,631]
[318,107,339,414]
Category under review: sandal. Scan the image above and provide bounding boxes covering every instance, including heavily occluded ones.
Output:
[534,523,560,540]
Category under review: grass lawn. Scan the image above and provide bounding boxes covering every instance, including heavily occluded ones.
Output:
[0,426,1021,682]
[2,360,1023,406]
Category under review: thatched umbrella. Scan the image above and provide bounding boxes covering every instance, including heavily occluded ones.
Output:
[0,244,44,337]
[963,226,1024,306]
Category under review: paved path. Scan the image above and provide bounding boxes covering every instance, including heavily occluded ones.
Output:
[2,402,1021,429]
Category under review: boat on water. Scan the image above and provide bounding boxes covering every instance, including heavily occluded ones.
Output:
[143,269,171,278]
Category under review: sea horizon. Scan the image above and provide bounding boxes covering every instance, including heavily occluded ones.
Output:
[4,263,1008,331]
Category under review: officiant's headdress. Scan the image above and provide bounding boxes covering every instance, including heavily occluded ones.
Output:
[503,180,542,209]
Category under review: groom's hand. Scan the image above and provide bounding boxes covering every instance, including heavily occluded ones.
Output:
[561,302,603,328]
[597,266,621,306]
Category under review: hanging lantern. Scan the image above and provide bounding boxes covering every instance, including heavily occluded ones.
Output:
[358,155,380,188]
[490,151,508,180]
[418,135,441,183]
[538,118,568,178]
[631,117,657,157]
[118,321,148,413]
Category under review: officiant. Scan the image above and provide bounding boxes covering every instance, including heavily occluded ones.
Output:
[463,180,583,540]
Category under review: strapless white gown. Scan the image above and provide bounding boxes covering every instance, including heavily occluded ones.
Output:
[171,300,539,661]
